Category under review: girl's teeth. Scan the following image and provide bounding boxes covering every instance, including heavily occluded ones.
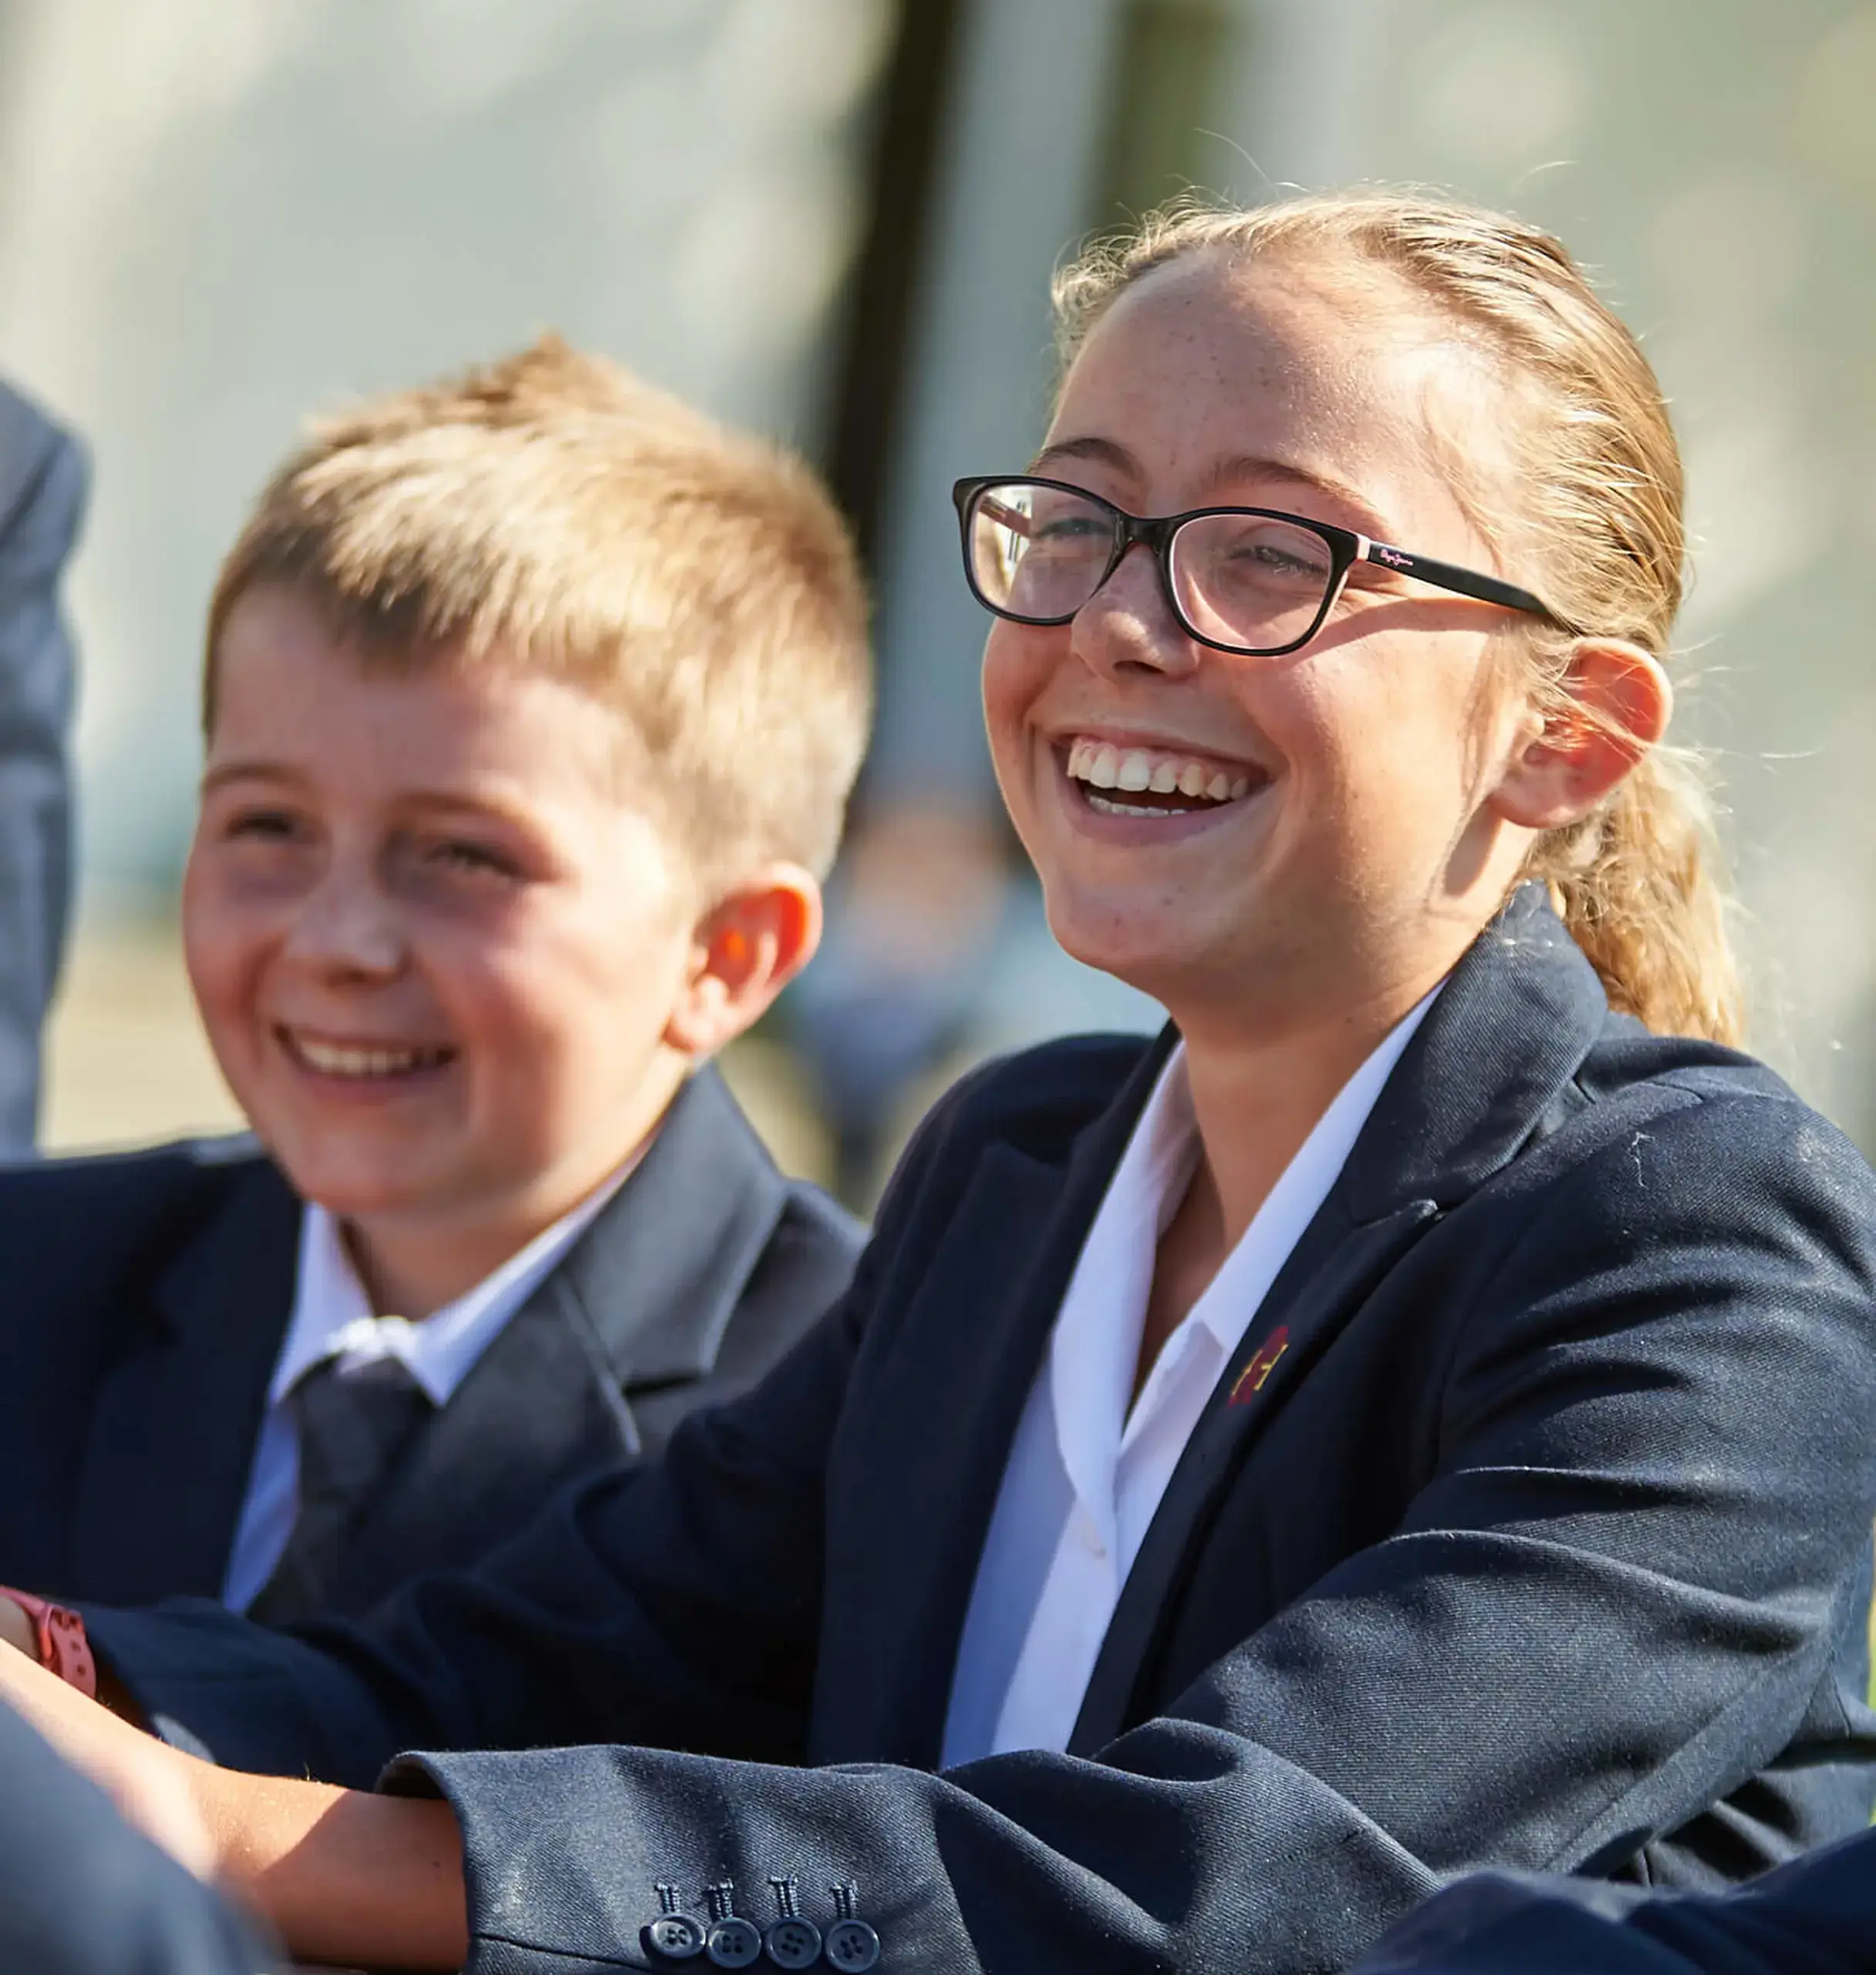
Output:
[1064,738,1260,810]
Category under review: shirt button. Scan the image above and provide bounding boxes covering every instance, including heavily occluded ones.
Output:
[645,1913,706,1959]
[764,1917,822,1967]
[825,1918,882,1971]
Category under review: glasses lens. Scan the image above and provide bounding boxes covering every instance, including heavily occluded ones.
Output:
[967,481,1115,622]
[1171,512,1336,653]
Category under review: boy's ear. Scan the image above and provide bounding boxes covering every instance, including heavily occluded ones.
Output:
[663,864,824,1059]
[1490,638,1672,831]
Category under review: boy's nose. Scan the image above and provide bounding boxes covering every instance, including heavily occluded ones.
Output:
[281,869,408,978]
[1070,544,1200,682]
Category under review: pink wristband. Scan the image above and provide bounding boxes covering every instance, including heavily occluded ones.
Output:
[3,1589,98,1700]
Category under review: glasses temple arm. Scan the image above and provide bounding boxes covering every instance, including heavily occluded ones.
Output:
[1363,542,1567,628]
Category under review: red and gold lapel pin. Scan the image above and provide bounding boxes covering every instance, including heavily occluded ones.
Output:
[1228,1325,1290,1406]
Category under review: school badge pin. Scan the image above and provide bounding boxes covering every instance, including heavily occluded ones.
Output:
[1228,1325,1290,1406]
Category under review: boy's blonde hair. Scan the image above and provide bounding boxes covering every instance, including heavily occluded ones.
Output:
[207,336,872,886]
[1054,191,1742,1045]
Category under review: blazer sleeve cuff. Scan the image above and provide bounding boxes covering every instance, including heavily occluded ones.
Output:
[80,1599,400,1788]
[382,1747,660,1973]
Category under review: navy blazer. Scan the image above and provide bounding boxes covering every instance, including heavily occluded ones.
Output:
[0,380,82,1153]
[0,1065,862,1615]
[1355,1828,1876,1973]
[88,891,1876,1974]
[0,1701,272,1973]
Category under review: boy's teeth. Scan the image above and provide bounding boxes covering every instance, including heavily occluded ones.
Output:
[1064,738,1257,810]
[293,1036,446,1078]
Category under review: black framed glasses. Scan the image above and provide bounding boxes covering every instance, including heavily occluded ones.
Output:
[953,475,1564,659]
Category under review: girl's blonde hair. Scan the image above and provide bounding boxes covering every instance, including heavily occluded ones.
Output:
[1051,191,1742,1045]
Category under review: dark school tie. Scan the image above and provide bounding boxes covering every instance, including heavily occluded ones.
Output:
[248,1357,433,1626]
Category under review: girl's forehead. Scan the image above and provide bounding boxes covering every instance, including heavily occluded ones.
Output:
[1054,254,1520,538]
[1065,252,1473,424]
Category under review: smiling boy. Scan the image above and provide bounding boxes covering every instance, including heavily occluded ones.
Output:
[0,337,870,1620]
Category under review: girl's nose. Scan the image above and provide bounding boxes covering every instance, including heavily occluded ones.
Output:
[1069,543,1201,682]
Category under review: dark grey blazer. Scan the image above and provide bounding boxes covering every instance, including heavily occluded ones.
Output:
[0,379,82,1153]
[86,890,1876,1975]
[0,1064,863,1615]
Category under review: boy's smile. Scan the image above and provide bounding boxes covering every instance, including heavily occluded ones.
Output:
[184,582,699,1315]
[275,1027,457,1088]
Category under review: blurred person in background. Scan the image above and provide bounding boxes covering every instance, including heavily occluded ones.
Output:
[0,377,80,1157]
[0,339,867,1626]
[3,190,1875,1975]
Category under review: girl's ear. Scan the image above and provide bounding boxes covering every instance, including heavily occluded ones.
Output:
[662,865,823,1059]
[1490,640,1672,831]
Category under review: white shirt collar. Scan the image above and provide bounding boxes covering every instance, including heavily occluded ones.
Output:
[269,1154,641,1410]
[1046,984,1440,1559]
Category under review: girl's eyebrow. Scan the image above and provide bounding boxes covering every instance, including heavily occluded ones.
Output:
[1026,436,1392,538]
[1027,434,1139,478]
[1193,454,1391,538]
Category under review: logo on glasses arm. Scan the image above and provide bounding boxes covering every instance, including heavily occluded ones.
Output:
[1371,545,1413,571]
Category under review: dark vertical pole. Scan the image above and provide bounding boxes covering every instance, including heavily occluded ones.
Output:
[821,0,971,576]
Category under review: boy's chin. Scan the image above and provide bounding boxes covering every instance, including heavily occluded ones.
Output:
[270,1139,456,1222]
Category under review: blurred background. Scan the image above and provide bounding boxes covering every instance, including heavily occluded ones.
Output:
[2,0,1872,1205]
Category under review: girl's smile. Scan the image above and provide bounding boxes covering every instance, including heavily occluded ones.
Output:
[983,252,1545,1031]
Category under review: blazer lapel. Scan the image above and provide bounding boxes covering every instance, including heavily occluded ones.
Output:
[822,1031,1178,1769]
[554,1063,792,1393]
[329,1066,792,1609]
[68,1160,301,1604]
[1069,884,1612,1753]
[1067,1195,1436,1752]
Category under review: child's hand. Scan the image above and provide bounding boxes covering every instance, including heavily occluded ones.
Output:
[0,1641,218,1879]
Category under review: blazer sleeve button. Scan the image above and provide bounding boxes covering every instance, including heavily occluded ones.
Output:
[825,1919,882,1972]
[706,1916,764,1967]
[645,1913,707,1960]
[763,1916,822,1968]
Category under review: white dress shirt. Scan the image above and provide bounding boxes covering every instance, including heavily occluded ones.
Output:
[940,991,1438,1767]
[221,1163,636,1612]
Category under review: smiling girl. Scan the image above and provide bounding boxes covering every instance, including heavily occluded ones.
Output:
[5,191,1875,1975]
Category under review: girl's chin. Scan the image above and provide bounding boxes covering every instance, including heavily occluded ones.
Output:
[1044,900,1207,992]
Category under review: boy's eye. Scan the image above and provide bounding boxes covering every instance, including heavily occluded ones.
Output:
[224,807,304,843]
[427,838,519,879]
